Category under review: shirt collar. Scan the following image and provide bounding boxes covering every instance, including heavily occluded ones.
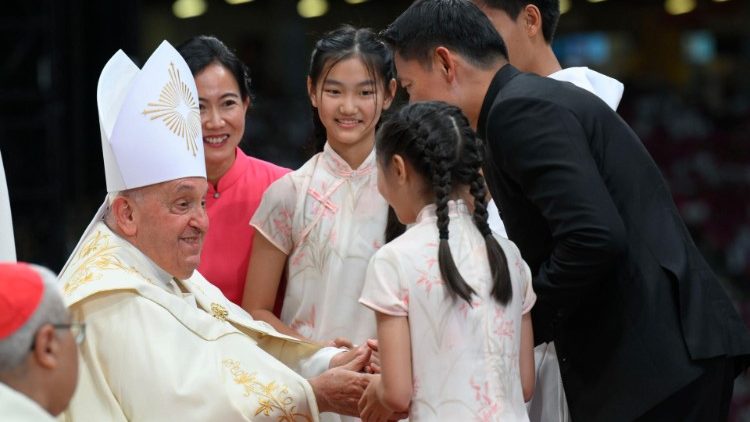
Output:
[477,64,520,141]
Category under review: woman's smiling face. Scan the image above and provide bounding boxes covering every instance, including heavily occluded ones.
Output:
[195,63,249,177]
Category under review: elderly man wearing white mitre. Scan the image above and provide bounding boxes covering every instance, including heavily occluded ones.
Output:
[58,41,388,422]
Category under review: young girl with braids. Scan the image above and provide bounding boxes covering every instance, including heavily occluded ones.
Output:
[358,101,536,422]
[244,25,396,360]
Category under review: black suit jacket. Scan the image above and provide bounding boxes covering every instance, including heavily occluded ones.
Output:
[478,65,750,421]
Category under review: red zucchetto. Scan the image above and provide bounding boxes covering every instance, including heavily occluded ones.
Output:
[0,262,44,339]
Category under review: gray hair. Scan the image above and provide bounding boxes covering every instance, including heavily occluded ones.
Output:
[103,188,148,227]
[0,265,69,372]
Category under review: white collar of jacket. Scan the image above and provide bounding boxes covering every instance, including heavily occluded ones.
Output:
[548,66,624,111]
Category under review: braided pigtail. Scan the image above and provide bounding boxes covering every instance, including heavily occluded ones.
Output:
[429,131,476,304]
[468,161,512,305]
[450,109,513,306]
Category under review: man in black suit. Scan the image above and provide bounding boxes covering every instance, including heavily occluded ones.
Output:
[381,1,750,420]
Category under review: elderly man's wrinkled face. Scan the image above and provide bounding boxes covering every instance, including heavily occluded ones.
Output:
[132,177,208,280]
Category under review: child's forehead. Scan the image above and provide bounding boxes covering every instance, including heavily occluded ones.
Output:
[325,57,370,75]
[320,56,383,84]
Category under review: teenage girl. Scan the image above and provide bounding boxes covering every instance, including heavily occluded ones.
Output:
[243,25,396,351]
[358,101,535,422]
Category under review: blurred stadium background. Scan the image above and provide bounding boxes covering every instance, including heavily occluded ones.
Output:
[1,0,748,419]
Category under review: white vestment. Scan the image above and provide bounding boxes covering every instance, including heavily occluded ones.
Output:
[58,222,337,422]
[0,382,57,422]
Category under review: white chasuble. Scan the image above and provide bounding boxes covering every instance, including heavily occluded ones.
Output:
[59,222,325,422]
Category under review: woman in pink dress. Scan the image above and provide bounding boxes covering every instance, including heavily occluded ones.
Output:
[178,36,289,305]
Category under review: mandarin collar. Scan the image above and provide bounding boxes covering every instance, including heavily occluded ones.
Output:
[322,142,376,178]
[415,199,471,224]
[477,64,520,141]
[207,148,247,194]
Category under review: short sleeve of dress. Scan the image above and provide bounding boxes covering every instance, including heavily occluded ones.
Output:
[519,257,537,315]
[250,175,297,255]
[359,247,408,317]
[500,238,537,315]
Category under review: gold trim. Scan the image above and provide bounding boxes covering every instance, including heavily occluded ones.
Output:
[63,230,152,295]
[142,62,201,156]
[210,303,229,321]
[223,359,313,421]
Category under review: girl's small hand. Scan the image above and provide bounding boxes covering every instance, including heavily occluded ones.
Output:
[358,376,394,422]
[366,338,379,352]
[327,337,354,349]
[329,343,371,371]
[365,339,381,374]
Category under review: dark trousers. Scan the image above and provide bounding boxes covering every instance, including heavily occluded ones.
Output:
[636,357,739,422]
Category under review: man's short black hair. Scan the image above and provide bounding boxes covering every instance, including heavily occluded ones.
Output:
[476,0,560,43]
[381,0,508,69]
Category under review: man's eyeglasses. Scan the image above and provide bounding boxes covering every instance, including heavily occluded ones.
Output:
[30,322,87,350]
[54,323,86,345]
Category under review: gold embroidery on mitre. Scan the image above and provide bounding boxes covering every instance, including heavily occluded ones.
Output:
[142,62,201,156]
[222,359,313,421]
[210,303,229,321]
[63,230,153,295]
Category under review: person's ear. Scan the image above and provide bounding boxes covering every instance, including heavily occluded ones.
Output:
[111,196,138,237]
[392,154,408,185]
[242,95,251,114]
[383,78,398,110]
[434,47,457,83]
[307,76,318,108]
[31,324,61,370]
[523,4,542,38]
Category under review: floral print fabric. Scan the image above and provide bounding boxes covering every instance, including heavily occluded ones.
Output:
[252,144,388,346]
[360,200,535,421]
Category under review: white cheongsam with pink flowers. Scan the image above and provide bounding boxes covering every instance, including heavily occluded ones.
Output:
[360,200,536,422]
[252,143,387,347]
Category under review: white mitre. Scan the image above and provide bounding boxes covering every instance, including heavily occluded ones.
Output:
[100,40,204,191]
[0,148,16,262]
[61,40,205,274]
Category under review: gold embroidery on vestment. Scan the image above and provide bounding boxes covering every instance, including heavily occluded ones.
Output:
[63,230,152,295]
[210,303,229,321]
[222,359,313,421]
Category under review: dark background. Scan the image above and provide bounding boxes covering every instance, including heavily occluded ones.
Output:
[1,0,749,418]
